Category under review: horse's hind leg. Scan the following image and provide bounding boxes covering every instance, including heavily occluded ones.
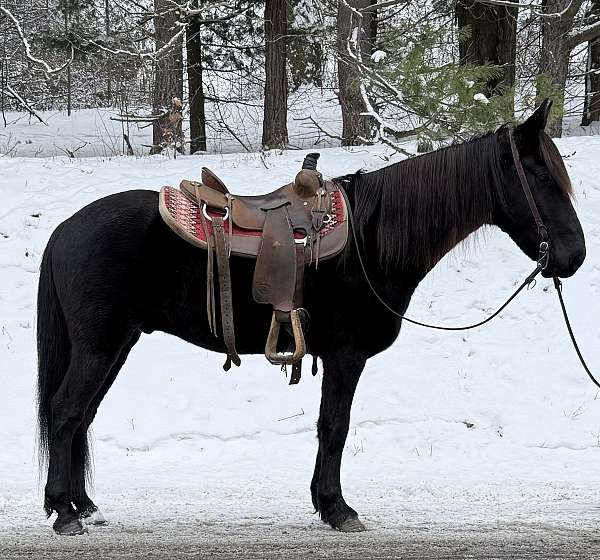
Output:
[45,344,122,535]
[70,332,141,526]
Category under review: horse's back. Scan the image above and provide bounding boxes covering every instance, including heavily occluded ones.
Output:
[46,189,169,338]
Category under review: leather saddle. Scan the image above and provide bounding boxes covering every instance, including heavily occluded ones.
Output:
[159,153,348,383]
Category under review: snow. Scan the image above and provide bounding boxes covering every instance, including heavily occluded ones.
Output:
[371,50,387,63]
[0,88,343,158]
[1,135,600,535]
[473,93,490,104]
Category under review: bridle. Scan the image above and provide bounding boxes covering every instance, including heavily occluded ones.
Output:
[341,128,600,390]
[507,128,550,273]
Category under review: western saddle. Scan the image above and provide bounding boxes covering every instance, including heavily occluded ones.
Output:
[159,153,348,383]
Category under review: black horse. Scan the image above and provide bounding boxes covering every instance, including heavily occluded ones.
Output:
[37,101,585,535]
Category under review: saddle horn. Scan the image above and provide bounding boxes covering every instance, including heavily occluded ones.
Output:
[302,153,320,171]
[295,153,322,198]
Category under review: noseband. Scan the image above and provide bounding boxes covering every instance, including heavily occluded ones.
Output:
[342,129,600,389]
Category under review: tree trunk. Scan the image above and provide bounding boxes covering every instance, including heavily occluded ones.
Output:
[455,0,518,98]
[65,10,72,116]
[537,1,573,137]
[337,0,376,146]
[105,0,111,104]
[152,0,184,155]
[262,0,288,149]
[582,0,600,125]
[187,2,207,153]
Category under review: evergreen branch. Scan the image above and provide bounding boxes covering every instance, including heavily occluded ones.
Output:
[0,6,73,74]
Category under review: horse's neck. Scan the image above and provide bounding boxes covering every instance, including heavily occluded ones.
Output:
[366,143,495,279]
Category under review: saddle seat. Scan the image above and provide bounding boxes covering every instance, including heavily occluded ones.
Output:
[158,154,349,383]
[179,166,338,236]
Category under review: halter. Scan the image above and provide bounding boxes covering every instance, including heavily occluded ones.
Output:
[341,128,600,389]
[507,128,550,271]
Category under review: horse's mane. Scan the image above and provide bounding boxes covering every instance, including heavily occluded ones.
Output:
[337,129,571,272]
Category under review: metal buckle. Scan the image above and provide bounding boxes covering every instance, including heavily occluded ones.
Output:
[201,203,229,222]
[295,235,308,246]
[538,240,549,270]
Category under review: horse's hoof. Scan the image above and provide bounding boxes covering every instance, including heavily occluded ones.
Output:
[82,509,107,526]
[336,517,366,533]
[53,517,88,536]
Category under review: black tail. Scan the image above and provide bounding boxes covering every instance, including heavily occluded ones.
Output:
[37,226,72,500]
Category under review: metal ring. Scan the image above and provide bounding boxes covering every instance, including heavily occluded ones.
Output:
[202,203,229,222]
[322,213,332,224]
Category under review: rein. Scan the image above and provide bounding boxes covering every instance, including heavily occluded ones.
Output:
[340,128,600,389]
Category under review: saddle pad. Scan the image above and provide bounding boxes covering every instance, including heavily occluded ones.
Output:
[159,185,348,261]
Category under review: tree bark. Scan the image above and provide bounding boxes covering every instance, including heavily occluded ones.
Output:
[582,0,600,125]
[187,1,207,153]
[533,0,600,136]
[455,0,518,99]
[262,0,288,149]
[536,1,575,137]
[337,0,376,146]
[152,0,184,154]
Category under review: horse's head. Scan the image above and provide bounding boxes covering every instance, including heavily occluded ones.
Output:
[494,100,585,278]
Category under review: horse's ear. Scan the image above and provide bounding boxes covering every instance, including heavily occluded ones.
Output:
[517,99,553,136]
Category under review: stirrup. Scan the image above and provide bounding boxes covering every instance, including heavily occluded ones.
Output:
[265,309,306,365]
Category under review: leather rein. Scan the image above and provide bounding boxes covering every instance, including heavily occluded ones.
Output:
[341,128,600,390]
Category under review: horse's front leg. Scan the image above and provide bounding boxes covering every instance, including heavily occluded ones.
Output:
[312,349,367,532]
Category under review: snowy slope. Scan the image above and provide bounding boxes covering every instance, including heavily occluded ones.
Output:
[0,88,342,158]
[1,139,600,534]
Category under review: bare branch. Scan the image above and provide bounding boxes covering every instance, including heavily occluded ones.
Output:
[474,0,540,9]
[338,0,363,19]
[473,0,583,18]
[0,7,73,74]
[359,0,409,12]
[89,25,186,59]
[295,115,345,142]
[569,19,600,47]
[3,85,47,125]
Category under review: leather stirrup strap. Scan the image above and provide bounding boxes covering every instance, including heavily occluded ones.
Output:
[213,216,241,371]
[289,244,306,385]
[197,185,217,334]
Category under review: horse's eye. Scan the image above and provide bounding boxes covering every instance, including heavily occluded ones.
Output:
[536,172,550,183]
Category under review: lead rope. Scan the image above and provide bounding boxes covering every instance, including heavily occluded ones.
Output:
[553,278,600,390]
[339,185,545,331]
[339,179,600,388]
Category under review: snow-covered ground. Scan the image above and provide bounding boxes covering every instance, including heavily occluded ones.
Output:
[0,88,343,158]
[1,136,600,542]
